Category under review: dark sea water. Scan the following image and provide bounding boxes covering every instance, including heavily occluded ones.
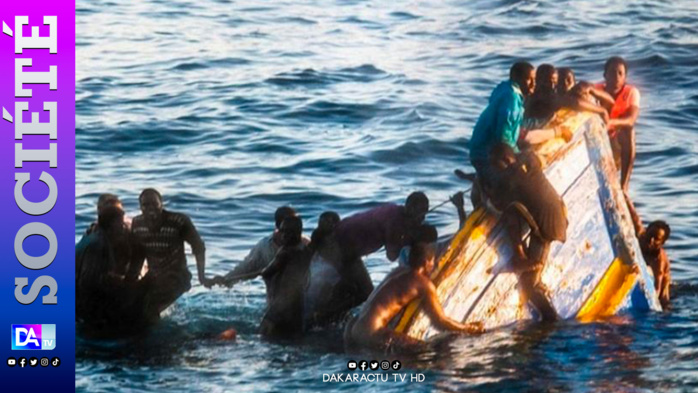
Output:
[75,0,698,391]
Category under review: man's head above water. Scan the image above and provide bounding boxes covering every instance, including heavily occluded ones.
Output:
[510,61,536,97]
[139,188,163,225]
[405,191,429,224]
[644,220,670,252]
[280,216,303,247]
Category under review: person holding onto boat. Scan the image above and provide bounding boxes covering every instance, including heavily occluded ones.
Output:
[524,63,560,124]
[397,192,467,267]
[469,62,571,189]
[468,61,535,183]
[213,206,307,288]
[557,67,576,96]
[333,191,431,308]
[128,188,214,321]
[626,198,672,310]
[524,64,610,127]
[595,56,641,193]
[260,215,313,338]
[488,143,567,321]
[344,242,483,353]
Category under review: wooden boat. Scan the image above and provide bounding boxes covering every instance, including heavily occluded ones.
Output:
[393,110,661,340]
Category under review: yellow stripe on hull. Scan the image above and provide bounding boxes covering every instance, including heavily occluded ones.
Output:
[576,258,638,322]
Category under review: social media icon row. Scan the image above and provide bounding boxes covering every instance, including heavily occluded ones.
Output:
[347,359,401,371]
[7,357,59,368]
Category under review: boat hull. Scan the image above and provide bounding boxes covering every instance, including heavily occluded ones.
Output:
[393,111,661,340]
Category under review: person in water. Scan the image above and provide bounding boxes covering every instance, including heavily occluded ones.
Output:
[76,198,140,330]
[489,143,567,321]
[525,64,610,126]
[524,63,560,122]
[260,215,313,338]
[398,191,468,267]
[84,193,129,236]
[344,242,483,354]
[595,56,641,193]
[398,223,438,267]
[128,188,213,321]
[332,191,431,308]
[214,206,307,288]
[304,211,349,326]
[469,62,572,194]
[557,67,576,96]
[626,198,671,310]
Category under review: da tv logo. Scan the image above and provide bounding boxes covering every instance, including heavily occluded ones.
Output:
[11,325,56,350]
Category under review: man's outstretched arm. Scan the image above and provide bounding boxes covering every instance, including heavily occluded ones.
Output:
[421,278,483,333]
[181,215,212,288]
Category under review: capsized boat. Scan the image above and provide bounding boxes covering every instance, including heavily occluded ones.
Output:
[392,110,661,340]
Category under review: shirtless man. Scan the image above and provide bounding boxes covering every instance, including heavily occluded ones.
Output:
[344,243,482,353]
[260,216,313,338]
[626,198,671,310]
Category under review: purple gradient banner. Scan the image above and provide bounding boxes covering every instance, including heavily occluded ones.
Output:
[0,1,75,391]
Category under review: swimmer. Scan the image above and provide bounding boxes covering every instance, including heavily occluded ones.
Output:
[260,216,313,338]
[627,197,672,310]
[335,191,430,262]
[76,201,144,331]
[84,193,128,235]
[214,206,308,288]
[333,191,432,307]
[305,211,350,326]
[128,188,214,322]
[309,211,342,263]
[344,242,483,354]
[398,191,467,266]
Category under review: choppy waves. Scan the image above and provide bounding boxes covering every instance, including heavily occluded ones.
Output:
[76,0,698,391]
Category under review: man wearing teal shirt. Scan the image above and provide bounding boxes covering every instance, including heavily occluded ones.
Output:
[468,62,535,188]
[467,62,568,322]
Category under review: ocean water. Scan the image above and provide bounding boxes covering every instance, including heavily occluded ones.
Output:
[75,0,698,392]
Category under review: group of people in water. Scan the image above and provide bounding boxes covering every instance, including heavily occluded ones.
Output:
[76,56,671,353]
